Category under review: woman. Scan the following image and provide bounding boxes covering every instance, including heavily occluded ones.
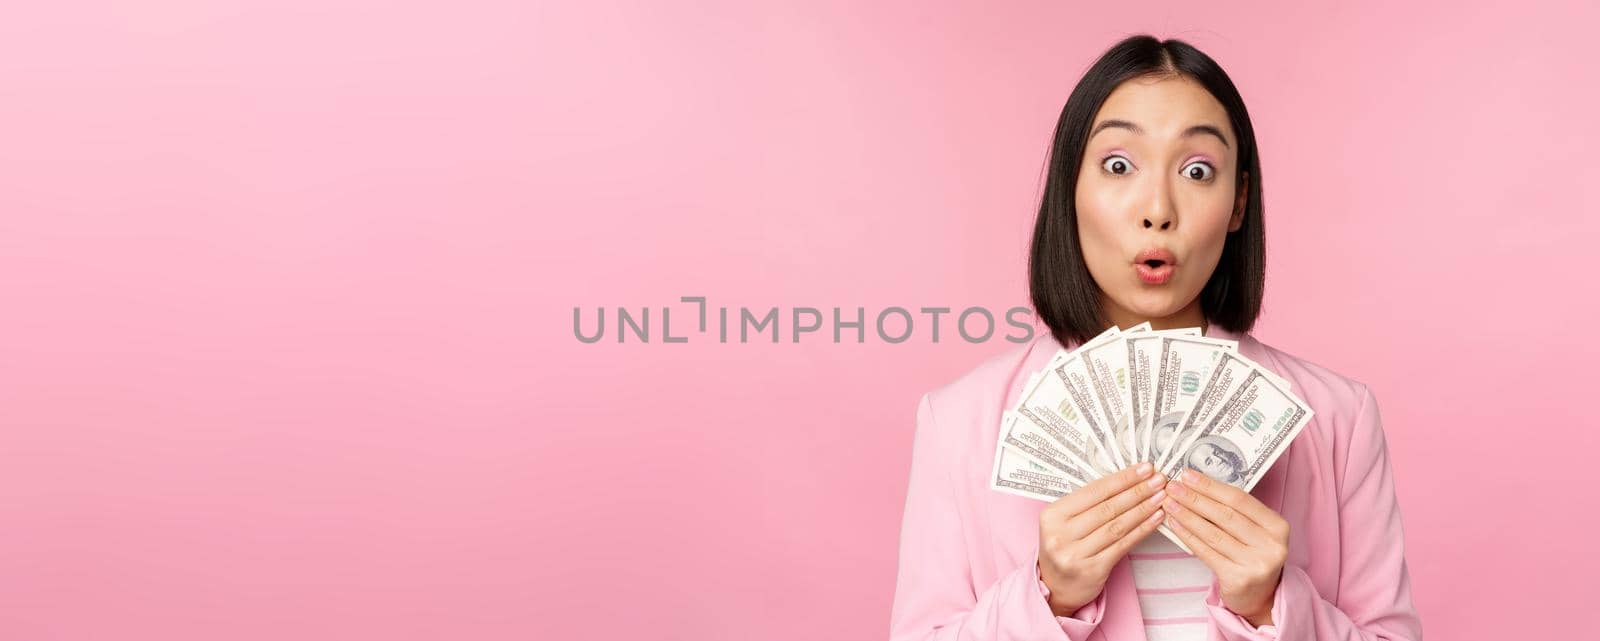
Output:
[888,36,1422,641]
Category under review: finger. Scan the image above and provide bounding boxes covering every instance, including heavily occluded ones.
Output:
[1094,505,1167,563]
[1051,461,1156,518]
[1177,468,1279,529]
[1163,495,1247,563]
[1080,484,1167,554]
[1166,479,1268,545]
[1064,467,1167,540]
[1163,512,1232,570]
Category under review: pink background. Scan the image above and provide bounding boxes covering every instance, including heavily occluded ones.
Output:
[2,1,1595,638]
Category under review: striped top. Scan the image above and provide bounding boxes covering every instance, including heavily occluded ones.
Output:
[1129,533,1213,641]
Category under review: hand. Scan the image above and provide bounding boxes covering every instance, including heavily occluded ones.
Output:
[1162,468,1289,627]
[1037,461,1167,616]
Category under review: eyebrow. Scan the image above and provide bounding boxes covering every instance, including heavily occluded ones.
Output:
[1088,119,1231,149]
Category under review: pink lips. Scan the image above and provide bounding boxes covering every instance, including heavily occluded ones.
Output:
[1134,248,1177,285]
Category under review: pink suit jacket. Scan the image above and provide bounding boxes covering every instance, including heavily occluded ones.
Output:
[889,325,1422,641]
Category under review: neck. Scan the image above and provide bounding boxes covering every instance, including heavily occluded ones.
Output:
[1099,296,1208,334]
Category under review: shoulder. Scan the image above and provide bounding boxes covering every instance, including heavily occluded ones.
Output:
[914,337,1051,452]
[921,336,1049,417]
[1240,334,1386,467]
[1243,335,1373,407]
[1243,335,1376,412]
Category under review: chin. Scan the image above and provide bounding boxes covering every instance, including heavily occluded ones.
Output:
[1112,289,1196,319]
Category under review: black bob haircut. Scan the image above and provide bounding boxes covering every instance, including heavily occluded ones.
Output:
[1029,35,1265,347]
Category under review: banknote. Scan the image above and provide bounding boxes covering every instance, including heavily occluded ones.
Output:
[1045,323,1141,469]
[1154,349,1294,474]
[991,324,1312,552]
[1005,366,1118,476]
[1121,327,1204,464]
[1157,353,1313,482]
[1142,335,1237,467]
[1153,360,1314,551]
[1005,326,1131,478]
[1068,323,1151,467]
[990,432,1083,501]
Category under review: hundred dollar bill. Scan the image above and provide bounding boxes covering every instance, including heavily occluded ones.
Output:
[1123,328,1207,464]
[1154,362,1314,549]
[991,323,1314,553]
[1142,335,1235,468]
[1009,325,1129,472]
[1155,350,1294,476]
[996,409,1100,484]
[1157,351,1304,479]
[990,439,1083,502]
[1152,356,1312,546]
[1072,323,1154,467]
[1004,369,1117,476]
[1044,324,1142,469]
[1050,349,1128,471]
[1154,348,1253,474]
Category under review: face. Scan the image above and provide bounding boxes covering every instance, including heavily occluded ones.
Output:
[1187,442,1240,484]
[1075,74,1247,323]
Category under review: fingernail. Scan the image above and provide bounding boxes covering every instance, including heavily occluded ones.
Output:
[1181,468,1201,483]
[1148,509,1164,523]
[1163,498,1181,513]
[1148,490,1167,505]
[1136,462,1153,475]
[1167,481,1187,496]
[1145,474,1165,489]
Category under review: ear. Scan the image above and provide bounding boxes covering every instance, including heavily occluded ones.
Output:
[1229,171,1248,232]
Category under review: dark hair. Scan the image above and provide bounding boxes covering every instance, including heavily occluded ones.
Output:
[1029,35,1265,346]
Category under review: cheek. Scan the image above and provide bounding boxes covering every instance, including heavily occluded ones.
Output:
[1074,180,1124,265]
[1180,196,1237,267]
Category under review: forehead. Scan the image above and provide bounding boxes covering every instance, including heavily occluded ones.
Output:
[1092,75,1232,143]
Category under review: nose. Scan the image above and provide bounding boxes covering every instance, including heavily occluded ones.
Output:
[1142,184,1176,231]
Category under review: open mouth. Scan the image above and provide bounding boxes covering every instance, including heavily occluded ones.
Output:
[1134,249,1177,284]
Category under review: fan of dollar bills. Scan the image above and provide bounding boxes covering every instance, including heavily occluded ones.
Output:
[989,322,1314,550]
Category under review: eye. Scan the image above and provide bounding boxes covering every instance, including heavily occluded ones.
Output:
[1101,154,1134,176]
[1182,160,1215,181]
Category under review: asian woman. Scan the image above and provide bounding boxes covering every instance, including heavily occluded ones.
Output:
[889,35,1422,641]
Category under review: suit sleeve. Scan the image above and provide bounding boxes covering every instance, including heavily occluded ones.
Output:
[889,393,1107,641]
[1205,385,1424,641]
